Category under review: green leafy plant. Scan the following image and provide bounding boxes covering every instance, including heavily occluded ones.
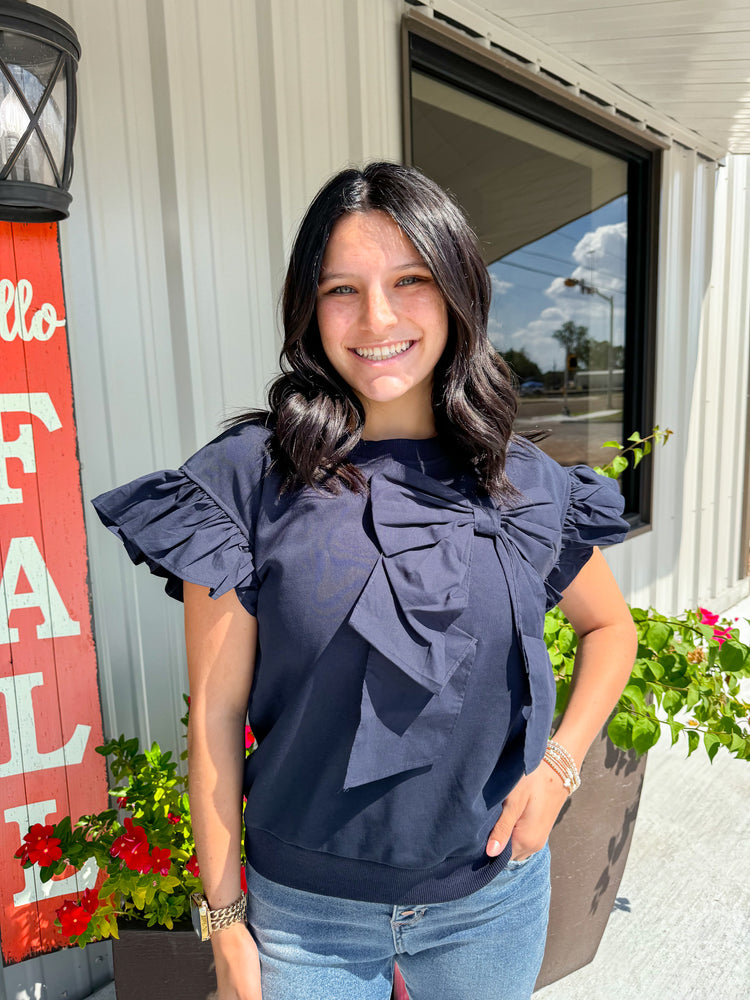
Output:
[546,604,750,760]
[14,697,255,948]
[547,423,750,761]
[594,425,673,479]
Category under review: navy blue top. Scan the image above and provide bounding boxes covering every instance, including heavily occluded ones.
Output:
[92,421,629,904]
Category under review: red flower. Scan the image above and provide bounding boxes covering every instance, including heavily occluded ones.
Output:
[110,818,152,872]
[116,796,128,809]
[245,726,254,749]
[80,888,100,914]
[15,824,63,867]
[150,847,172,876]
[698,607,720,626]
[186,854,200,878]
[240,866,248,894]
[57,899,92,938]
[167,812,180,824]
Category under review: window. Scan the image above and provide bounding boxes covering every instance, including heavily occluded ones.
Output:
[406,27,660,525]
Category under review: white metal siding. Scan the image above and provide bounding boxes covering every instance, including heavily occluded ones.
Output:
[8,2,748,993]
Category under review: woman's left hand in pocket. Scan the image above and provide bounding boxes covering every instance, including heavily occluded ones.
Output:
[485,762,570,860]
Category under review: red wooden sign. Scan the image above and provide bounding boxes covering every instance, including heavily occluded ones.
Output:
[0,221,107,964]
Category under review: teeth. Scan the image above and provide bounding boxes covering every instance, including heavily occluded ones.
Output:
[354,340,413,360]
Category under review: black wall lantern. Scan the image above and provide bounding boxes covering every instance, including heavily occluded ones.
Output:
[0,0,79,222]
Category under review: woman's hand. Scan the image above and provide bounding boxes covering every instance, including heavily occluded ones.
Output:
[485,764,569,860]
[211,922,263,1000]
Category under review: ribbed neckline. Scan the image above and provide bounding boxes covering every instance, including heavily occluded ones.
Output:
[349,435,449,464]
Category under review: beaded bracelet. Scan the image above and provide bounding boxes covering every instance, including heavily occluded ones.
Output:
[543,739,581,794]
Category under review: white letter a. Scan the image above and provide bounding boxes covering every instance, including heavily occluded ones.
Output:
[0,537,81,645]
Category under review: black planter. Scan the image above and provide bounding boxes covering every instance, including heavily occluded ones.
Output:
[534,723,648,989]
[113,923,216,1000]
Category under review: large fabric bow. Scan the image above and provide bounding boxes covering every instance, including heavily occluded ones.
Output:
[344,466,562,789]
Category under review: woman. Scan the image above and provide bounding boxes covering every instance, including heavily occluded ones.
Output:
[93,161,637,1000]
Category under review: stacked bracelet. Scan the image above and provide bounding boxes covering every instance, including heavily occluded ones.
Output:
[543,739,581,794]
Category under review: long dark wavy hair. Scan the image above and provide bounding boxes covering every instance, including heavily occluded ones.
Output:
[233,161,520,502]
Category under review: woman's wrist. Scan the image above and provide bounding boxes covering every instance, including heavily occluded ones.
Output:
[542,739,581,794]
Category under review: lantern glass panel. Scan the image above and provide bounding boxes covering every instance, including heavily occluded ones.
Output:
[0,30,67,186]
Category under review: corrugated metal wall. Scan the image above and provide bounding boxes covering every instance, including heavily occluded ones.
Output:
[6,0,749,995]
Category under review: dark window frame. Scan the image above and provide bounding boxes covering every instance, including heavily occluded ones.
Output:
[403,18,662,531]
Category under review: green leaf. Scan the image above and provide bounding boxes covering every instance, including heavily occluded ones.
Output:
[627,431,642,442]
[632,447,643,467]
[608,712,634,749]
[632,717,659,754]
[704,732,721,762]
[645,621,672,653]
[622,682,646,710]
[602,440,622,449]
[611,455,628,477]
[668,717,682,746]
[686,730,700,756]
[719,641,746,673]
[646,659,664,681]
[557,627,576,655]
[685,685,700,710]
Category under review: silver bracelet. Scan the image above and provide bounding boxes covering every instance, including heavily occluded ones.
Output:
[543,739,581,794]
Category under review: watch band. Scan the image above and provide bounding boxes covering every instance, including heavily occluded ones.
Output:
[191,891,247,941]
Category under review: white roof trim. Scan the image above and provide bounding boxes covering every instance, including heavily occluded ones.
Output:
[406,0,727,160]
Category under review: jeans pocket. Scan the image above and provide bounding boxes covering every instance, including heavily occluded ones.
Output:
[505,844,547,870]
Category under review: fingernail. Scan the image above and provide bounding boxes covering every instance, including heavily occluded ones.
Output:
[487,840,501,857]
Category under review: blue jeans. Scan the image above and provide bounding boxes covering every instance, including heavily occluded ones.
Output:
[246,844,551,1000]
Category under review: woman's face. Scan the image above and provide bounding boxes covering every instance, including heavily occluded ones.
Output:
[316,211,449,426]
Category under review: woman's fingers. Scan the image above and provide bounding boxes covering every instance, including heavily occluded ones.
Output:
[486,777,530,856]
[486,765,569,860]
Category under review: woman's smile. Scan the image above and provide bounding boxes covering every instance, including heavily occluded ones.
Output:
[350,339,416,363]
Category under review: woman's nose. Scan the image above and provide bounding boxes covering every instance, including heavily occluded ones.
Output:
[362,285,398,333]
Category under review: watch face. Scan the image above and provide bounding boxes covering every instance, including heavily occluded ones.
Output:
[190,893,209,940]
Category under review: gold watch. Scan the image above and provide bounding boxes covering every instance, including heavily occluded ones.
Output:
[190,891,247,941]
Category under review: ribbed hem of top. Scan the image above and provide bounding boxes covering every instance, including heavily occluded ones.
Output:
[244,827,513,905]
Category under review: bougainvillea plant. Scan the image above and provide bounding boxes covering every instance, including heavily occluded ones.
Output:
[15,696,255,948]
[547,425,750,760]
[547,604,750,760]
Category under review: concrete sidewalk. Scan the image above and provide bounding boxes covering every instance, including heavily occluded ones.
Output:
[534,597,750,1000]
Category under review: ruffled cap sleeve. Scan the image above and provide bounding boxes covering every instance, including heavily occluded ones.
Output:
[544,464,629,609]
[92,468,259,615]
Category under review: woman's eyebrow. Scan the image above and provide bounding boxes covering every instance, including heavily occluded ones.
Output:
[319,260,429,281]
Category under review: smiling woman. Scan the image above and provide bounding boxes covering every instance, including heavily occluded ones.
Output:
[91,161,635,1000]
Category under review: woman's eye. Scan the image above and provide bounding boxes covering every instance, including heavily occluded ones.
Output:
[328,285,356,295]
[398,275,427,287]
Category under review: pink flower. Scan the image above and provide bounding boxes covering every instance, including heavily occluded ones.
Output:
[245,726,254,750]
[712,626,732,646]
[698,607,720,626]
